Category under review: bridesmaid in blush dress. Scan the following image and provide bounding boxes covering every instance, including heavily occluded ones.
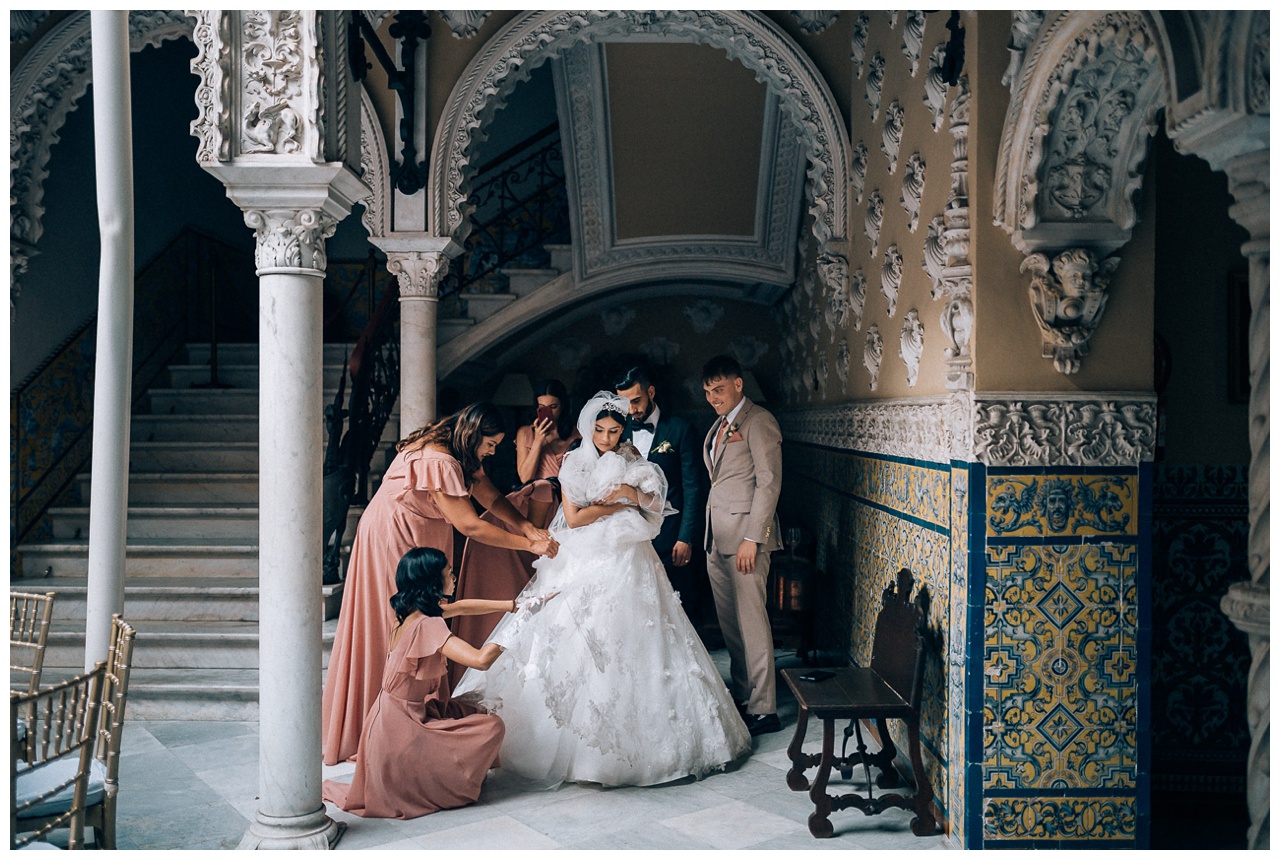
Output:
[321,403,559,766]
[448,381,578,686]
[323,547,552,819]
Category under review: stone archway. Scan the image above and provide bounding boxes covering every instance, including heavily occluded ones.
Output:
[427,10,850,269]
[995,10,1269,849]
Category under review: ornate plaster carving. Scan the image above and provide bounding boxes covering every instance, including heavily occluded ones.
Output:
[791,12,839,35]
[429,11,849,254]
[887,11,899,30]
[552,336,592,373]
[851,13,869,78]
[823,266,852,334]
[994,12,1166,255]
[239,11,307,155]
[358,88,390,239]
[941,74,974,390]
[776,396,958,464]
[1023,247,1120,374]
[386,250,449,298]
[683,299,725,333]
[1247,14,1269,114]
[863,325,883,390]
[600,304,637,336]
[923,215,947,296]
[850,267,868,331]
[10,11,193,305]
[1003,11,1045,88]
[729,334,769,370]
[865,53,886,121]
[881,99,905,174]
[851,141,869,203]
[439,11,492,39]
[244,207,338,273]
[881,245,903,317]
[11,11,50,43]
[816,252,849,313]
[899,309,924,387]
[972,394,1157,466]
[190,10,232,164]
[902,11,926,76]
[639,335,680,366]
[901,152,925,232]
[836,340,850,393]
[865,191,884,258]
[923,44,949,131]
[816,353,829,396]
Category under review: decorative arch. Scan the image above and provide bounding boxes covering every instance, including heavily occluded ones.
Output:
[427,10,850,254]
[357,86,391,239]
[9,11,194,301]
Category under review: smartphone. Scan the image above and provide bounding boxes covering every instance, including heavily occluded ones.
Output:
[535,404,555,425]
[798,670,835,683]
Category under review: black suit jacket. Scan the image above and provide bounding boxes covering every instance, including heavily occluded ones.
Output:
[642,411,705,561]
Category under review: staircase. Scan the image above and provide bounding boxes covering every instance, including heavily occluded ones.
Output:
[11,342,395,720]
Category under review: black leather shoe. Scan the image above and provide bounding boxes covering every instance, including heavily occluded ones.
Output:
[734,700,749,717]
[744,713,782,736]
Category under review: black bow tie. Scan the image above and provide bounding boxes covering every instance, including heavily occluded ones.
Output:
[629,416,656,432]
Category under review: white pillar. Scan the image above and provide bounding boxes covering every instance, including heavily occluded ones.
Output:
[84,10,134,669]
[386,249,449,433]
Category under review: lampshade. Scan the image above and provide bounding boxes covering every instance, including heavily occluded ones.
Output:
[491,372,534,406]
[742,370,766,403]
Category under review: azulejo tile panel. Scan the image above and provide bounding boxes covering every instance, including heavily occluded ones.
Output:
[987,473,1138,537]
[983,796,1136,842]
[949,464,970,849]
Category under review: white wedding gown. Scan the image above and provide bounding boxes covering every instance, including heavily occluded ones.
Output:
[454,443,751,788]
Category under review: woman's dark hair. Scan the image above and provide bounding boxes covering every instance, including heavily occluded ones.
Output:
[396,401,505,483]
[592,407,632,452]
[533,378,574,440]
[389,547,449,623]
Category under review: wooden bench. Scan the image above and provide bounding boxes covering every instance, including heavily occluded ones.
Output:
[780,568,938,838]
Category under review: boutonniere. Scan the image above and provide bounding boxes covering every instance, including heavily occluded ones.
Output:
[652,441,674,455]
[722,422,740,442]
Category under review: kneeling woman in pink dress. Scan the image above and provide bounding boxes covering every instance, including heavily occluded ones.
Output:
[323,547,550,819]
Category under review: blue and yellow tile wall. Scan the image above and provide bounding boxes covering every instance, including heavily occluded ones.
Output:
[976,466,1149,848]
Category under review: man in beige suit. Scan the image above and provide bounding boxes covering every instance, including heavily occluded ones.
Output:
[700,355,783,736]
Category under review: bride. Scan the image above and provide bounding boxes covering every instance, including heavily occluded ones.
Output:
[454,391,750,787]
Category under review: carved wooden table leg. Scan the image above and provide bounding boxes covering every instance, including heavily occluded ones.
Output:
[907,721,938,836]
[807,717,836,838]
[786,704,813,791]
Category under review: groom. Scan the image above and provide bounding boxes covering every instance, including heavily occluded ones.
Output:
[701,355,783,736]
[614,365,706,625]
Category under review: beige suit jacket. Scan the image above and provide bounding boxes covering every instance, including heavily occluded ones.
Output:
[702,397,783,555]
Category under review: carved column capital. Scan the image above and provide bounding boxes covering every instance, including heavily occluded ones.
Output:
[243,207,337,275]
[1022,247,1120,374]
[386,251,450,300]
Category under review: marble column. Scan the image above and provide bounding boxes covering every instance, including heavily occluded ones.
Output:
[1219,147,1270,851]
[83,10,133,669]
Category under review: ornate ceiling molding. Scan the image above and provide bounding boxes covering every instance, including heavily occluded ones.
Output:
[358,86,390,239]
[10,11,193,306]
[993,11,1167,256]
[439,11,492,39]
[554,42,805,298]
[428,10,849,254]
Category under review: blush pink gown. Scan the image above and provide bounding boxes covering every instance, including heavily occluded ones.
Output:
[322,447,468,765]
[323,615,504,818]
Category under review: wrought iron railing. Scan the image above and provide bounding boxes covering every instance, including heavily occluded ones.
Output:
[439,122,571,297]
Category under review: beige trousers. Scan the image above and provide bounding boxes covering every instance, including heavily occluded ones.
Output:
[707,541,776,715]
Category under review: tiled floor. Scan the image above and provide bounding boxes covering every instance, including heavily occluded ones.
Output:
[107,649,955,851]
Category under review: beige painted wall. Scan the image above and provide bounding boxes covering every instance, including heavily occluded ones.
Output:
[606,42,765,240]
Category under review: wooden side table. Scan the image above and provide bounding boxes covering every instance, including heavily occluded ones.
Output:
[780,666,938,838]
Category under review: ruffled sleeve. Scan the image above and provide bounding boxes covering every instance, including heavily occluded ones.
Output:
[395,448,468,506]
[395,615,452,682]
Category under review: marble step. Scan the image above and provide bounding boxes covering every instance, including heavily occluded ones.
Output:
[42,619,338,672]
[131,414,259,442]
[163,363,349,391]
[75,472,259,505]
[458,291,518,322]
[148,382,352,412]
[129,441,259,472]
[502,266,562,297]
[542,243,573,273]
[15,539,262,579]
[6,575,343,623]
[438,317,475,344]
[184,343,354,366]
[46,505,363,542]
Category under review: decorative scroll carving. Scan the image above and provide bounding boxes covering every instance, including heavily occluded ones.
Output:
[1023,247,1120,374]
[994,12,1166,255]
[836,340,850,393]
[439,11,492,38]
[887,11,899,30]
[816,251,849,307]
[823,264,852,334]
[776,397,958,465]
[239,11,306,155]
[244,207,338,273]
[816,353,829,396]
[190,11,232,164]
[1247,14,1269,114]
[900,309,924,387]
[639,335,680,366]
[866,52,886,121]
[600,304,637,335]
[358,89,390,239]
[729,334,769,370]
[852,141,869,203]
[923,215,947,295]
[902,11,926,76]
[386,250,449,299]
[1003,11,1045,88]
[430,11,849,254]
[972,395,1157,466]
[850,267,868,332]
[901,153,925,232]
[683,298,725,333]
[10,11,50,43]
[864,325,884,390]
[881,245,903,317]
[792,11,839,35]
[941,74,973,390]
[865,191,885,257]
[939,280,973,367]
[924,44,949,131]
[851,13,870,78]
[881,99,905,174]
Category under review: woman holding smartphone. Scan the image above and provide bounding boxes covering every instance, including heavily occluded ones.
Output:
[447,379,579,686]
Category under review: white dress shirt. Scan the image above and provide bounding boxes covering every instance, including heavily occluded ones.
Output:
[633,404,660,459]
